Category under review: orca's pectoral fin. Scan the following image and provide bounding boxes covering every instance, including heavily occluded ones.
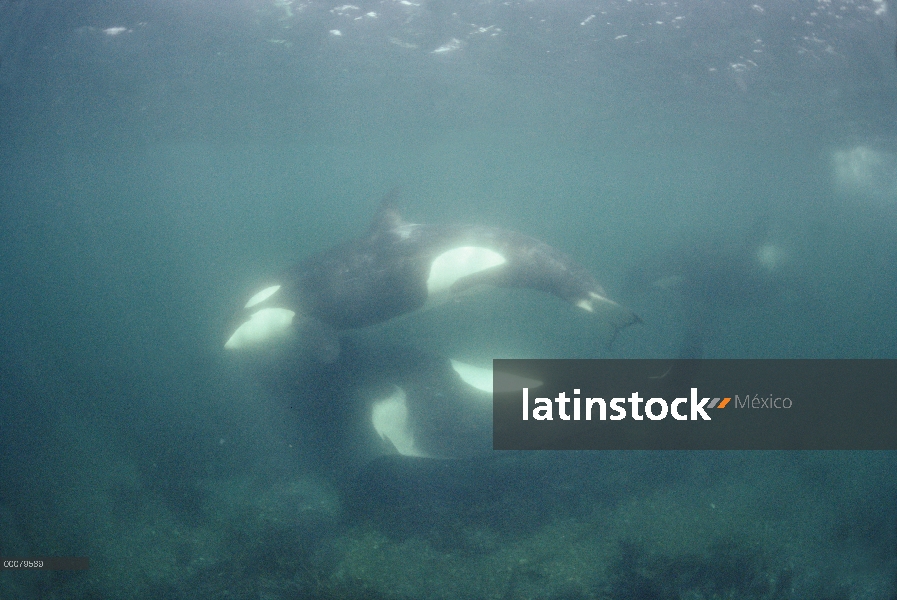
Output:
[297,318,341,363]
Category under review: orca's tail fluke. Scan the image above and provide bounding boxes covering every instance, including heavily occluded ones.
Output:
[575,291,641,349]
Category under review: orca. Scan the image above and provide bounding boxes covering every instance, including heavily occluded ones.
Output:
[225,198,640,359]
[268,338,541,475]
[367,355,494,460]
[624,216,792,358]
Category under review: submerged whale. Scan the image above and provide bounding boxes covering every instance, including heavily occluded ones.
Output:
[225,199,640,359]
[253,337,539,479]
[294,340,500,463]
[625,216,792,358]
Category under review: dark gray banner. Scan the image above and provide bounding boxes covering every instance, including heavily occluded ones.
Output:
[493,360,897,450]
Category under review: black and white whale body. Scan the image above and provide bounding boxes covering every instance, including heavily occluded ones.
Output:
[260,337,543,471]
[225,201,640,357]
[295,340,498,463]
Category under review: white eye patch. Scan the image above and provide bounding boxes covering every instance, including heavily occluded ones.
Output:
[449,359,494,393]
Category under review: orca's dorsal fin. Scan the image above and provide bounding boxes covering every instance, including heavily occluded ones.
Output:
[370,187,405,234]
